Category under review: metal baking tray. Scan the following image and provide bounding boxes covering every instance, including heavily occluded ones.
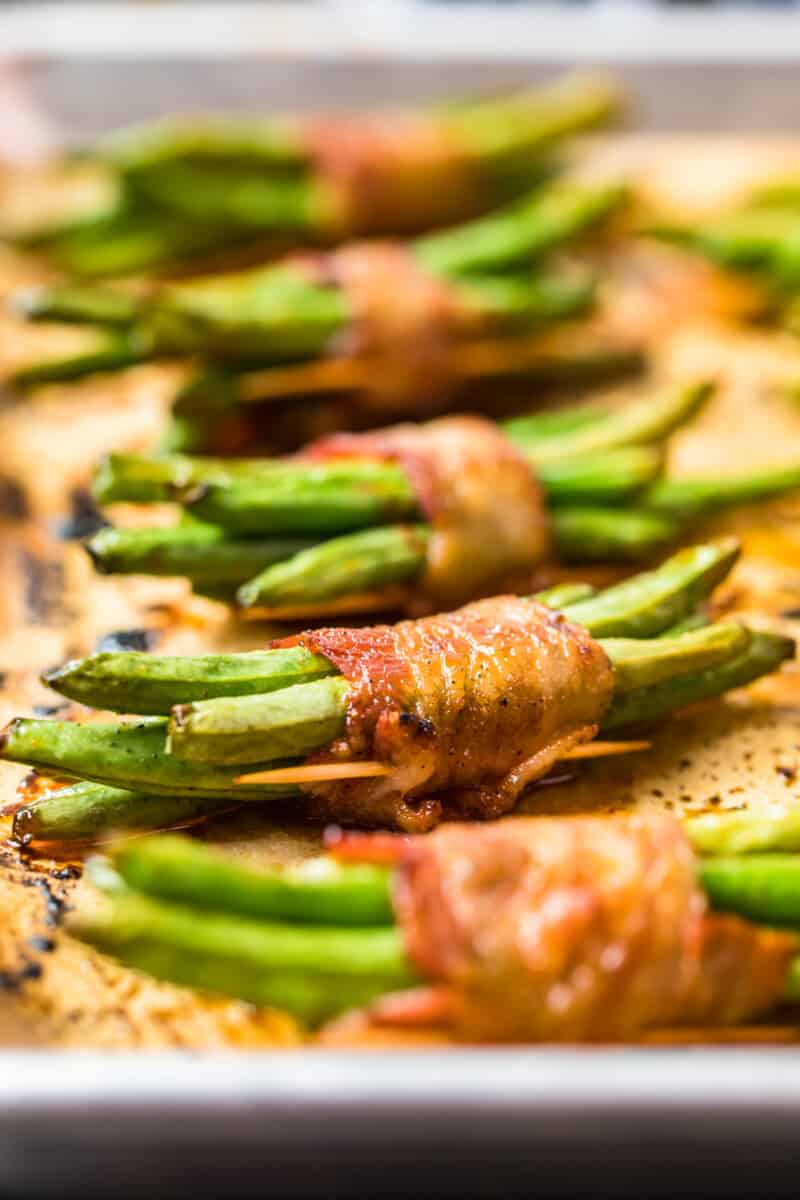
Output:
[3,1048,800,1198]
[3,40,800,1199]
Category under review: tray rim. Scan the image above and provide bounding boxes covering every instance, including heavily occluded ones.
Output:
[5,1048,800,1196]
[4,1045,800,1116]
[6,2,800,64]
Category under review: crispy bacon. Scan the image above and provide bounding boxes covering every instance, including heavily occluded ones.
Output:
[276,596,613,832]
[305,415,551,612]
[302,116,479,237]
[391,814,797,1042]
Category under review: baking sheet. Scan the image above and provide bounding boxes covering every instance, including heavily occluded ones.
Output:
[4,58,800,1193]
[4,1049,800,1198]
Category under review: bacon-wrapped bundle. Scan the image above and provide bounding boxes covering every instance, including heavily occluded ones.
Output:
[12,73,618,280]
[278,595,614,831]
[301,114,484,238]
[380,815,799,1041]
[13,541,795,845]
[11,175,627,458]
[87,380,800,621]
[294,246,477,421]
[70,813,800,1042]
[303,414,551,610]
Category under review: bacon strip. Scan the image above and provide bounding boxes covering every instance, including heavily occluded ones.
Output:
[275,595,613,832]
[392,814,797,1042]
[305,415,551,613]
[309,245,472,422]
[302,115,479,237]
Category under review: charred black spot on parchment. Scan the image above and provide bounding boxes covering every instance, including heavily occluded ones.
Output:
[32,702,71,718]
[95,628,157,653]
[54,488,110,541]
[0,476,30,520]
[18,549,66,624]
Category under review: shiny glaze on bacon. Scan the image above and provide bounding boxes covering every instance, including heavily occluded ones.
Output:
[276,596,613,832]
[306,416,550,613]
[302,116,479,237]
[392,814,797,1042]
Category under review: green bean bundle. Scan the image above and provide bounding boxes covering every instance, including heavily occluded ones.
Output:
[84,381,800,618]
[3,540,793,843]
[11,175,631,453]
[69,809,800,1037]
[7,73,621,279]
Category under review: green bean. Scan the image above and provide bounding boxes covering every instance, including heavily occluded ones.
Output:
[168,677,349,766]
[97,936,399,1024]
[44,645,335,715]
[12,782,237,844]
[85,525,312,587]
[70,890,416,1025]
[438,72,621,166]
[14,263,350,379]
[453,269,594,332]
[645,463,800,519]
[91,449,398,504]
[785,959,800,1002]
[647,209,800,272]
[96,114,306,173]
[655,211,800,298]
[0,717,301,799]
[11,333,152,388]
[93,453,191,504]
[126,167,319,235]
[91,451,264,504]
[415,182,625,277]
[687,808,800,856]
[110,835,394,925]
[188,470,419,536]
[516,379,715,461]
[42,205,235,279]
[563,538,740,637]
[747,178,800,209]
[534,582,596,608]
[602,623,750,693]
[601,630,795,730]
[145,266,350,362]
[658,612,710,638]
[552,507,678,563]
[6,188,126,249]
[538,446,664,505]
[699,855,800,927]
[503,401,610,442]
[238,525,430,609]
[13,282,140,328]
